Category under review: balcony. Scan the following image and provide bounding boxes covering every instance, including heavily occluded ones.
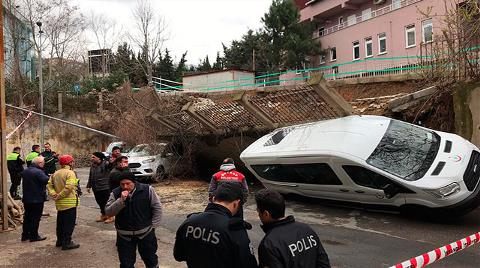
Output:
[313,0,423,38]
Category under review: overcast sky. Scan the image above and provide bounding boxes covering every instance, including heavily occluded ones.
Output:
[71,0,273,65]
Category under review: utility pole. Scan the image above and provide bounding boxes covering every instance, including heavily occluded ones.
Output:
[36,22,44,150]
[1,0,10,231]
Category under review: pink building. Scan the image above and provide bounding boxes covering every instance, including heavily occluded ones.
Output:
[295,0,460,79]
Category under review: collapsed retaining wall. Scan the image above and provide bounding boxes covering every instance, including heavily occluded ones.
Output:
[6,111,112,162]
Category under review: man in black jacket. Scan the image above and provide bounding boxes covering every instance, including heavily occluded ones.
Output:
[174,183,257,268]
[86,152,111,223]
[105,172,163,268]
[255,189,331,268]
[21,156,50,242]
[40,142,58,176]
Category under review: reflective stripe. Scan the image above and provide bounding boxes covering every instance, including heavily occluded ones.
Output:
[26,152,39,162]
[7,153,19,161]
[117,226,152,236]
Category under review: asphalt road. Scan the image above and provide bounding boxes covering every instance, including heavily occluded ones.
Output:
[2,168,479,268]
[79,168,480,268]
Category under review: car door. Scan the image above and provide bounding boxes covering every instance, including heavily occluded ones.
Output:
[337,164,409,207]
[251,157,352,201]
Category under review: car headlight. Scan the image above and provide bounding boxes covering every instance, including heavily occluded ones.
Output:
[425,183,461,199]
[142,158,156,164]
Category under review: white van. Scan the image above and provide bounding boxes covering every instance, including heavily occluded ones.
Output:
[240,116,480,215]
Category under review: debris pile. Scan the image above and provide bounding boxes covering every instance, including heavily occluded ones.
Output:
[0,192,24,229]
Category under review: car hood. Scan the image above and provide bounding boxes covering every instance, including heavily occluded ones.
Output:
[409,132,479,189]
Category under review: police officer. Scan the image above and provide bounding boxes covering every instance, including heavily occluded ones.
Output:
[174,183,257,268]
[105,172,163,268]
[26,145,41,167]
[208,158,248,219]
[7,146,24,199]
[255,189,331,268]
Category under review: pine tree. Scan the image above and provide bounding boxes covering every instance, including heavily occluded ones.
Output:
[175,51,188,82]
[212,52,223,70]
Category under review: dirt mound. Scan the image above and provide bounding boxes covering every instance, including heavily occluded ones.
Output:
[154,179,209,214]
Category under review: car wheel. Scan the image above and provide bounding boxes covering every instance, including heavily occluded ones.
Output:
[153,165,166,182]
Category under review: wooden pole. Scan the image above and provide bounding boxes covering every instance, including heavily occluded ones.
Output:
[0,0,10,231]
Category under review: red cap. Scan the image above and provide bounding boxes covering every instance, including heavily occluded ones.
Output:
[59,154,74,166]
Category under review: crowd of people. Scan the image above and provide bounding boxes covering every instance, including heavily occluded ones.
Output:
[7,143,331,268]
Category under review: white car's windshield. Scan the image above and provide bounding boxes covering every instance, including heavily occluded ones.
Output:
[106,142,132,154]
[367,120,441,181]
[129,144,166,157]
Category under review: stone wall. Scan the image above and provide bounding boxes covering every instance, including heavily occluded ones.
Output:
[5,111,113,160]
[453,83,480,148]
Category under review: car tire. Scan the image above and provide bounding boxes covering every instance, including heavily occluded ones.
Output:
[153,165,167,182]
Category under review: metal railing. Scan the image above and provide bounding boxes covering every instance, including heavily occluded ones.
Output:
[313,0,423,38]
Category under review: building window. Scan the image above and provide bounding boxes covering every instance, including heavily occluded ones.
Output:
[365,37,373,58]
[353,41,360,60]
[319,54,326,65]
[378,33,387,54]
[362,8,372,21]
[392,0,401,10]
[405,24,416,48]
[422,19,433,43]
[330,47,337,61]
[318,27,324,37]
[338,17,344,25]
[347,15,356,26]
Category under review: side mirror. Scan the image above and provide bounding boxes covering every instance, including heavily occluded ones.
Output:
[383,184,400,199]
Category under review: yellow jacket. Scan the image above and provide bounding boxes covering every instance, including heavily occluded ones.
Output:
[47,166,79,211]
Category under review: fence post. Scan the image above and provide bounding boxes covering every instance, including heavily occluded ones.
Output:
[57,92,63,114]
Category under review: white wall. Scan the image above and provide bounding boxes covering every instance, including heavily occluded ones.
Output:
[183,70,255,91]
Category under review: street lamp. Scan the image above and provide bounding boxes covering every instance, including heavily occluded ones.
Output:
[36,21,44,150]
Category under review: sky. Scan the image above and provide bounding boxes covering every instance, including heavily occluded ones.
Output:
[71,0,273,66]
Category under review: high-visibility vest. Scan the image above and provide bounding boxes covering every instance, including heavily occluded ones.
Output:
[26,151,39,162]
[7,152,20,161]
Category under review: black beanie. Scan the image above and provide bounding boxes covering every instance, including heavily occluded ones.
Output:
[117,171,137,183]
[93,152,106,160]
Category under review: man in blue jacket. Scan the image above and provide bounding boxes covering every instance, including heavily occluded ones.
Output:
[21,156,50,242]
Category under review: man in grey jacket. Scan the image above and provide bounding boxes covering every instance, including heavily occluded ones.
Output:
[105,172,163,268]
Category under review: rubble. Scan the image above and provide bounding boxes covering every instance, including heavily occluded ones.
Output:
[0,192,24,229]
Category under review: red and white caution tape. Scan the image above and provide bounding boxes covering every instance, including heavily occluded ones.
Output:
[6,111,32,139]
[390,232,480,268]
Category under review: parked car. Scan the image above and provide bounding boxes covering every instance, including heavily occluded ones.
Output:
[103,141,132,158]
[127,143,173,181]
[240,115,480,216]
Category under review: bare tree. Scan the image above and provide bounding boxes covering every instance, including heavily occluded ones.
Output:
[419,0,480,85]
[3,0,32,107]
[129,0,168,85]
[87,13,124,76]
[42,0,85,80]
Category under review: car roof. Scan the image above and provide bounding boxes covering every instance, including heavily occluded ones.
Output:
[241,115,391,161]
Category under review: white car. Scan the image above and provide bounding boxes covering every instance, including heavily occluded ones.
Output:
[240,115,480,216]
[127,143,172,181]
[103,141,132,158]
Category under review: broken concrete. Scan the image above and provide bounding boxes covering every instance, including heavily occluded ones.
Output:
[388,86,437,112]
